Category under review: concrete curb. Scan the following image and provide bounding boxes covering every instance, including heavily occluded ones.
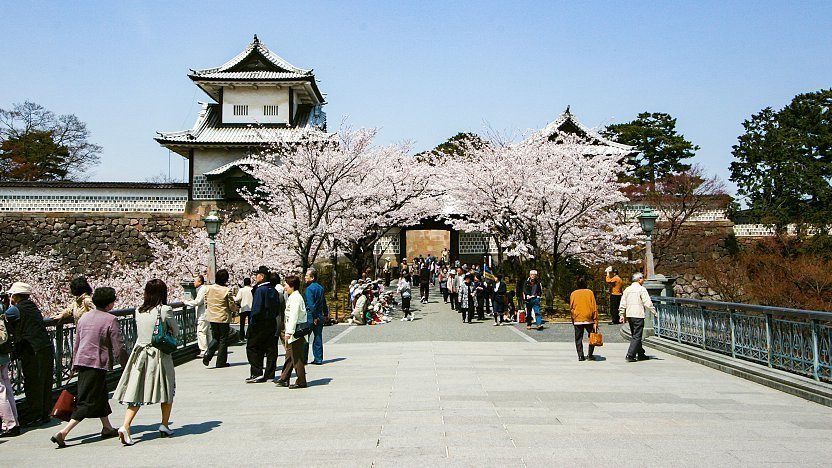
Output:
[620,327,832,407]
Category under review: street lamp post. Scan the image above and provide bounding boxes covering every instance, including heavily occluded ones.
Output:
[203,211,221,283]
[637,207,658,279]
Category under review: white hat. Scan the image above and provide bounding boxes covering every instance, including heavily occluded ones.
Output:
[7,282,32,296]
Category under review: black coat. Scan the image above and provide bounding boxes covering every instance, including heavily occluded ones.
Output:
[6,298,52,353]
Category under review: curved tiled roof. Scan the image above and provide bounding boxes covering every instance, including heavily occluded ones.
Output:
[190,35,311,78]
[533,109,636,154]
[155,104,328,147]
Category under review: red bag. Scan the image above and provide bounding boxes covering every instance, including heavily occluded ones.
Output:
[518,311,526,323]
[51,389,76,422]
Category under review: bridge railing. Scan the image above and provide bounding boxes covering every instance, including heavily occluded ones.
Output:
[652,296,832,383]
[10,302,197,397]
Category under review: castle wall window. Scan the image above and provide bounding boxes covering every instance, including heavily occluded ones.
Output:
[233,105,249,116]
[263,105,279,116]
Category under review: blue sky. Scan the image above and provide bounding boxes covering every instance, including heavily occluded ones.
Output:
[2,1,830,193]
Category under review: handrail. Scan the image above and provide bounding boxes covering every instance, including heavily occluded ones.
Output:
[11,302,197,397]
[649,296,831,383]
[651,296,832,321]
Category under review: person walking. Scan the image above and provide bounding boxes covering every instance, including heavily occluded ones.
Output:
[184,275,210,358]
[419,262,430,304]
[52,277,94,324]
[234,278,253,342]
[4,282,54,427]
[203,269,238,369]
[397,273,413,321]
[570,277,599,362]
[523,270,544,331]
[458,274,476,323]
[246,267,280,383]
[114,279,179,445]
[605,268,624,325]
[447,270,458,310]
[0,310,19,437]
[619,273,655,362]
[473,274,486,321]
[304,268,327,366]
[276,275,308,389]
[51,287,130,448]
[492,274,507,326]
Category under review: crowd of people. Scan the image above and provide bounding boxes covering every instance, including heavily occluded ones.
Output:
[0,250,656,447]
[0,265,329,446]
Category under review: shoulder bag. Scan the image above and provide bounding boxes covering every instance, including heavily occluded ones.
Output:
[151,306,179,354]
[293,321,312,338]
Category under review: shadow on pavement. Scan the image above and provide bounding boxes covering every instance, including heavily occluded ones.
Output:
[307,378,333,387]
[131,420,222,440]
[321,357,346,364]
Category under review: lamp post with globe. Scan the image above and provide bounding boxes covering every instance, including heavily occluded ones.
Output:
[203,211,221,283]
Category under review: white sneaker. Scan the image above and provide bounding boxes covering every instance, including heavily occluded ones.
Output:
[493,323,499,326]
[401,317,408,321]
[409,316,414,321]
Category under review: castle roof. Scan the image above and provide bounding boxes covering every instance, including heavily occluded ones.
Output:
[188,35,324,103]
[155,103,327,155]
[532,107,636,155]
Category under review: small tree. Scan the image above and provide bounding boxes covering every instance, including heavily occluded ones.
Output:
[0,101,102,180]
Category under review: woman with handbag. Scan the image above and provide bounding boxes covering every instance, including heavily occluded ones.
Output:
[275,275,307,389]
[570,276,599,361]
[51,287,130,448]
[113,279,179,445]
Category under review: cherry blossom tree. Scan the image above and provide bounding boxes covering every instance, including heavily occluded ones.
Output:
[438,133,640,298]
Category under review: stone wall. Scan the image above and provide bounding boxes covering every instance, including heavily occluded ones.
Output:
[655,221,735,301]
[0,212,202,276]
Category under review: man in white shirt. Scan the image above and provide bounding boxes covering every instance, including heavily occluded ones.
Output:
[234,278,254,342]
[619,273,656,362]
[185,275,211,357]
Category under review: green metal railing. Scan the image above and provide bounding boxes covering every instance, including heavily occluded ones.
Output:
[652,296,832,383]
[10,302,197,397]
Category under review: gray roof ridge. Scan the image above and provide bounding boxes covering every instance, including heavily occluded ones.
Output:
[191,36,311,76]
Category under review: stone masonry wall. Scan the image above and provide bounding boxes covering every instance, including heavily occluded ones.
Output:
[655,221,735,301]
[0,212,203,276]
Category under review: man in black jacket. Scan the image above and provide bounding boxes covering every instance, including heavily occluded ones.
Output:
[419,263,431,304]
[5,282,54,426]
[245,267,280,383]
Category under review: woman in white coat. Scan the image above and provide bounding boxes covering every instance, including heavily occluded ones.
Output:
[275,275,307,389]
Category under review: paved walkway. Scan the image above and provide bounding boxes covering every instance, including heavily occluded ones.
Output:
[4,286,832,466]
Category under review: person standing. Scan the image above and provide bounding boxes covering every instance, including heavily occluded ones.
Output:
[458,274,476,323]
[492,274,507,326]
[52,277,94,324]
[114,279,179,445]
[276,275,308,389]
[304,268,327,366]
[397,273,413,321]
[4,282,54,427]
[605,268,624,325]
[447,271,458,310]
[184,275,210,358]
[383,259,391,287]
[454,267,465,313]
[246,267,279,383]
[438,268,449,303]
[0,310,19,437]
[234,278,253,342]
[473,274,486,321]
[570,277,599,362]
[619,273,655,362]
[51,287,130,448]
[203,269,238,369]
[523,270,544,331]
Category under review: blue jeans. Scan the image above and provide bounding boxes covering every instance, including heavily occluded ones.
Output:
[309,320,324,364]
[525,298,542,326]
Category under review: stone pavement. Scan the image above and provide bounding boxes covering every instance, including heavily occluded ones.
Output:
[3,286,832,466]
